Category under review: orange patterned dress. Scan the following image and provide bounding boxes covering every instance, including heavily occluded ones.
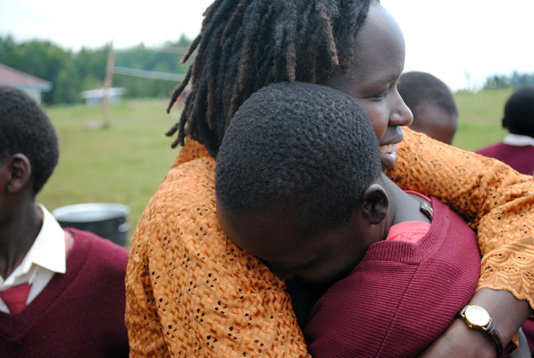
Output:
[125,127,534,357]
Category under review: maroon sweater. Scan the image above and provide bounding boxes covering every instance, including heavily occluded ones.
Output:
[0,228,129,357]
[305,198,480,358]
[476,142,534,175]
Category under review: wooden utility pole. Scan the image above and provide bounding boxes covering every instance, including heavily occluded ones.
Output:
[102,43,115,128]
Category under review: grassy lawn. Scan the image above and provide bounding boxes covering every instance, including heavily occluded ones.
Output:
[38,99,180,247]
[453,88,513,150]
[37,89,513,248]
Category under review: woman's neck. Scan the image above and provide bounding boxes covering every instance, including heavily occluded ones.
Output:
[380,174,432,227]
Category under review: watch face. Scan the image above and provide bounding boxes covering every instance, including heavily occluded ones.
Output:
[466,305,490,327]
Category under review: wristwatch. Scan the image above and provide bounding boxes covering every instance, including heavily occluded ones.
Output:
[458,305,504,357]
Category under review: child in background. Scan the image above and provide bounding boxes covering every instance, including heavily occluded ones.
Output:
[215,81,486,357]
[0,85,129,357]
[397,71,458,145]
[476,85,534,175]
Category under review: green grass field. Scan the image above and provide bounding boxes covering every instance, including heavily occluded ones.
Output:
[453,88,513,150]
[39,99,179,247]
[37,89,513,247]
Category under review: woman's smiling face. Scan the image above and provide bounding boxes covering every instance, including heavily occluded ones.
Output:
[326,2,413,170]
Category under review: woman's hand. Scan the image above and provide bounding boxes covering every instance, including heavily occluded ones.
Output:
[419,318,497,357]
[419,288,533,357]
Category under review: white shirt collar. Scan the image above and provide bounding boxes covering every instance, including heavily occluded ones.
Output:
[1,204,66,287]
[502,133,534,146]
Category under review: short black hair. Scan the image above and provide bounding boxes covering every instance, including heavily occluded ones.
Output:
[166,0,374,157]
[215,82,381,236]
[502,85,534,138]
[0,86,59,195]
[397,71,458,122]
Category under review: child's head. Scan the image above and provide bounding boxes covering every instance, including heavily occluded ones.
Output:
[216,82,388,284]
[168,0,412,170]
[0,85,59,196]
[397,71,458,145]
[502,86,534,138]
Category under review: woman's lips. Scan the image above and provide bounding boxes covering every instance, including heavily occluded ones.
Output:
[379,143,398,155]
[379,143,398,171]
[379,128,404,170]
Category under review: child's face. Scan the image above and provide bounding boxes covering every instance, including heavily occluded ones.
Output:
[411,102,458,145]
[326,2,413,170]
[217,198,378,284]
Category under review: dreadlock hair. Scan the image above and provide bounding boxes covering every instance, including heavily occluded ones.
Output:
[502,85,534,138]
[215,82,381,237]
[397,71,458,122]
[166,0,374,157]
[0,85,59,195]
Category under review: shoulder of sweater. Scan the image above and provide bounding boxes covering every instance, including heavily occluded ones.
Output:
[475,142,503,154]
[360,198,475,264]
[67,228,129,272]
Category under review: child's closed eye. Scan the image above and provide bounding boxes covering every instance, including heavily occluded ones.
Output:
[369,90,388,100]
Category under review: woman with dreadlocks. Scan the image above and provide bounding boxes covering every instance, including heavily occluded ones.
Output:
[125,0,534,356]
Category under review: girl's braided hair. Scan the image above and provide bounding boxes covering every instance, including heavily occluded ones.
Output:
[167,0,373,157]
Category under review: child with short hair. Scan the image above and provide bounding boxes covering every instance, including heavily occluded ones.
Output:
[0,85,129,356]
[476,85,534,175]
[397,71,458,145]
[215,81,483,357]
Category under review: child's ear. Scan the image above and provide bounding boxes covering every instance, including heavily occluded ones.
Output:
[361,183,388,225]
[5,154,32,194]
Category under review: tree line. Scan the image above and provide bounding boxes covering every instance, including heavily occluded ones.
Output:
[483,72,534,90]
[2,34,533,105]
[0,34,192,105]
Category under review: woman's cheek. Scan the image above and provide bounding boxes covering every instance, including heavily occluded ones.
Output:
[369,114,388,140]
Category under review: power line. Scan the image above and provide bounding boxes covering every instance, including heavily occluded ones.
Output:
[113,66,185,81]
[151,46,188,55]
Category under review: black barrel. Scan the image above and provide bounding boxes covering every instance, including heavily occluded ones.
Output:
[53,203,130,247]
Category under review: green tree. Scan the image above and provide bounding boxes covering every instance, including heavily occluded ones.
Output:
[9,40,71,104]
[0,35,194,104]
[54,61,82,104]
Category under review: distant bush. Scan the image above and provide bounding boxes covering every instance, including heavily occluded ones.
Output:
[483,71,534,89]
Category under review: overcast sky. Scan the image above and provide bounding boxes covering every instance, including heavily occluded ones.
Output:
[1,0,533,90]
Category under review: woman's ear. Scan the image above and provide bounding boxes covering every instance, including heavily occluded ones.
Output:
[5,154,32,194]
[361,183,389,225]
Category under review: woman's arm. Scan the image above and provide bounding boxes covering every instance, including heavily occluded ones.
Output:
[419,289,532,357]
[389,128,534,308]
[389,128,534,356]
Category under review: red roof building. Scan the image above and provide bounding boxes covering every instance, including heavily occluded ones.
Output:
[0,63,52,104]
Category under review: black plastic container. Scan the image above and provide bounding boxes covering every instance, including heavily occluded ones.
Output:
[53,203,130,247]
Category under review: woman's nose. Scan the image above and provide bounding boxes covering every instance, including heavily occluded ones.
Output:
[390,90,413,126]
